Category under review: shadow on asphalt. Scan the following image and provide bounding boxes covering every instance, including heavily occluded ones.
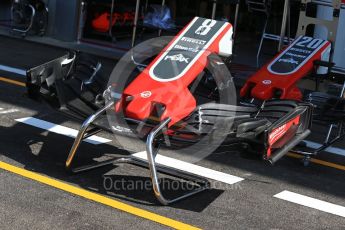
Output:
[0,100,223,212]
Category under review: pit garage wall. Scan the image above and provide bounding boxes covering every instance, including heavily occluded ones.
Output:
[45,0,345,69]
[314,0,345,69]
[4,0,343,66]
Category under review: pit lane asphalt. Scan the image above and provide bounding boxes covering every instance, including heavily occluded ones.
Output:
[1,69,345,229]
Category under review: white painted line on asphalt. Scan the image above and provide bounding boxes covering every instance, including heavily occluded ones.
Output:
[16,116,244,185]
[15,117,111,145]
[132,151,244,185]
[304,140,345,157]
[0,64,26,76]
[274,190,345,218]
[0,108,19,114]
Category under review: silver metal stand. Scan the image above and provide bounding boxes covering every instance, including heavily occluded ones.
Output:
[278,0,290,51]
[157,0,166,37]
[109,0,116,42]
[292,64,345,166]
[131,0,166,48]
[290,0,344,165]
[247,0,294,66]
[65,101,115,168]
[247,0,271,67]
[233,1,240,39]
[65,101,209,205]
[131,0,141,48]
[145,118,209,205]
[292,121,345,166]
[256,12,268,67]
[211,0,217,19]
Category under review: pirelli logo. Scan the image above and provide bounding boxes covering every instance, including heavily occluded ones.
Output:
[180,37,206,45]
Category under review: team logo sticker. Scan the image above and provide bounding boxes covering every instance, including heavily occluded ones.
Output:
[140,91,152,98]
[262,80,272,85]
[164,54,189,63]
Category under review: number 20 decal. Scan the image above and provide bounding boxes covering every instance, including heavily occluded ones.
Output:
[195,19,217,36]
[296,37,323,49]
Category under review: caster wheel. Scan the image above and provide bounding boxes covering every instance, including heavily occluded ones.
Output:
[302,156,311,167]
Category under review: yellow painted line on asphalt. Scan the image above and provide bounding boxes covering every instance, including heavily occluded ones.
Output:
[287,153,345,171]
[0,76,26,87]
[0,161,200,230]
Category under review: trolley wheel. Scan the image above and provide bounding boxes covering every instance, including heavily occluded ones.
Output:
[301,155,311,167]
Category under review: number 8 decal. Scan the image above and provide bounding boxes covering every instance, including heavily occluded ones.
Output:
[195,19,217,36]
